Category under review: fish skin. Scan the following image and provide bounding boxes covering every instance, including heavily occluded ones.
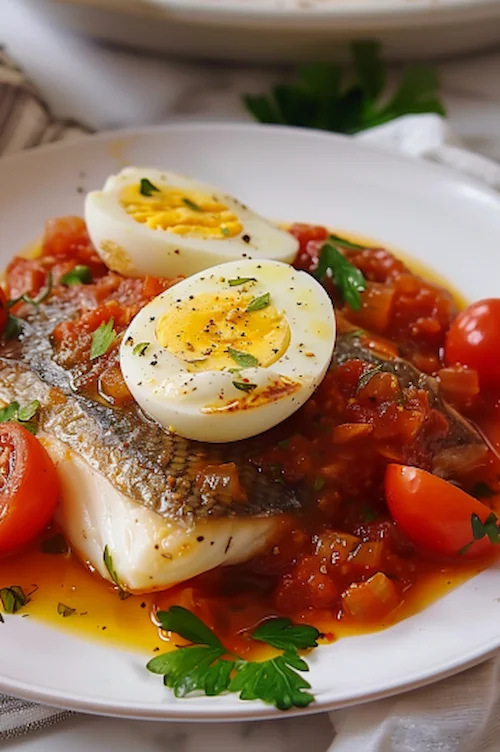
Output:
[333,332,488,476]
[0,301,299,524]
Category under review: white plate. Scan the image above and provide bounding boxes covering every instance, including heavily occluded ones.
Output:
[37,0,500,63]
[0,123,500,721]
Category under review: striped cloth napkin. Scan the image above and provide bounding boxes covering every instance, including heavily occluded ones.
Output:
[2,45,500,748]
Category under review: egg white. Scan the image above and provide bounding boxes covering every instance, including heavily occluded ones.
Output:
[120,259,336,443]
[84,167,299,278]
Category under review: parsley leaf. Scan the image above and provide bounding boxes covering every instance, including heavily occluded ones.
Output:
[57,602,76,618]
[90,318,116,360]
[233,381,257,392]
[103,545,130,600]
[221,227,230,237]
[251,618,320,653]
[157,606,224,648]
[244,41,445,135]
[328,233,367,250]
[229,652,314,710]
[246,293,270,312]
[8,273,53,309]
[0,399,40,434]
[228,277,257,287]
[316,241,366,310]
[0,585,29,614]
[458,512,500,555]
[227,347,259,368]
[140,178,160,197]
[3,314,24,340]
[132,342,150,357]
[314,475,325,491]
[183,197,202,212]
[356,363,385,393]
[60,265,92,286]
[147,607,319,710]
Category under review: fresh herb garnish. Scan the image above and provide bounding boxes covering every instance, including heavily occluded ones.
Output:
[0,399,40,435]
[244,41,445,135]
[246,293,270,312]
[57,602,76,618]
[147,606,319,710]
[221,227,230,237]
[183,197,202,212]
[3,314,24,340]
[0,586,29,614]
[8,272,53,309]
[233,381,257,392]
[344,328,366,339]
[132,342,150,357]
[40,533,69,555]
[139,178,160,197]
[356,364,385,393]
[316,241,366,310]
[60,265,92,286]
[227,348,259,368]
[103,545,130,600]
[228,277,257,287]
[278,438,290,450]
[90,318,116,360]
[459,512,500,555]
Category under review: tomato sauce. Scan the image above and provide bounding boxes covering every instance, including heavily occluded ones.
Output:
[1,217,499,656]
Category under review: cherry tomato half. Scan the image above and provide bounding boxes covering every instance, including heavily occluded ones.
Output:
[445,299,500,389]
[385,464,497,559]
[0,423,60,555]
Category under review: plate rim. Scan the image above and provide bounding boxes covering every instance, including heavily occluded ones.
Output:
[1,121,500,721]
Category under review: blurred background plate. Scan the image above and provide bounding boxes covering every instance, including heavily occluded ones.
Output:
[35,0,500,63]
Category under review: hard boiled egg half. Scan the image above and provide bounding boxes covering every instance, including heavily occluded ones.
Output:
[84,167,299,278]
[120,259,336,443]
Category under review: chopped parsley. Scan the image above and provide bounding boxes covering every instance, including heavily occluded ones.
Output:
[459,512,500,555]
[183,197,202,212]
[227,348,259,368]
[57,603,76,618]
[246,292,270,312]
[132,342,150,357]
[316,241,366,310]
[90,318,116,360]
[139,178,160,197]
[232,381,257,392]
[221,227,230,237]
[0,399,41,435]
[356,363,385,393]
[314,475,325,491]
[60,265,92,286]
[0,586,29,614]
[103,545,130,600]
[8,272,53,309]
[228,277,257,287]
[147,606,319,710]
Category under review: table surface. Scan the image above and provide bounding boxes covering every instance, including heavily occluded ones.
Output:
[2,1,500,749]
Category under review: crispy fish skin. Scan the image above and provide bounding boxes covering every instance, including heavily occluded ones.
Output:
[333,333,488,476]
[0,302,299,524]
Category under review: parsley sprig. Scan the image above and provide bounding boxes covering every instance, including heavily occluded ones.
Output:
[90,318,117,360]
[316,239,366,310]
[459,512,500,555]
[244,41,445,134]
[0,399,40,435]
[147,606,320,710]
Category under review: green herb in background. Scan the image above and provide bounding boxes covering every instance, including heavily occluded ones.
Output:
[244,41,445,134]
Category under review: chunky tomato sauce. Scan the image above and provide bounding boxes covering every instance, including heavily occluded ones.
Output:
[2,217,500,651]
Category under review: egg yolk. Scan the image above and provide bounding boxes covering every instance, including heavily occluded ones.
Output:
[120,184,243,239]
[156,292,290,371]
